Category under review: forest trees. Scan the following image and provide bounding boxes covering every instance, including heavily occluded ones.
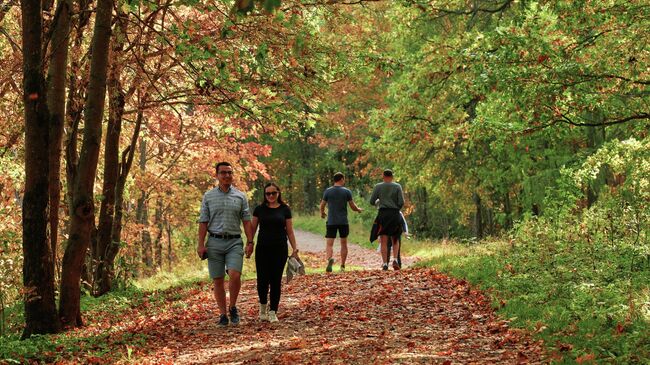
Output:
[3,0,332,336]
[3,0,648,339]
[278,0,649,238]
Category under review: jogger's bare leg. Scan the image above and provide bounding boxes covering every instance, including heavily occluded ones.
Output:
[380,235,388,264]
[326,238,335,260]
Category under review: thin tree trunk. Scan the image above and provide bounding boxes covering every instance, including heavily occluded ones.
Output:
[59,0,114,327]
[93,10,128,295]
[504,192,512,230]
[63,0,92,256]
[20,0,60,338]
[166,218,172,270]
[472,192,483,240]
[106,108,143,286]
[137,139,153,269]
[47,0,72,274]
[154,198,163,269]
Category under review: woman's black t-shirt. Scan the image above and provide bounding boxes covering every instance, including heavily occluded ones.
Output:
[253,204,292,246]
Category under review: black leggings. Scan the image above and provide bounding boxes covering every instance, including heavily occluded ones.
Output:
[255,244,288,311]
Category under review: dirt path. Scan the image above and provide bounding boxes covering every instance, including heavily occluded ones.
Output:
[130,231,543,364]
[294,229,419,270]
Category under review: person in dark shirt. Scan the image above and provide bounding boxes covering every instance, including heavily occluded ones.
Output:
[249,182,298,323]
[319,172,363,272]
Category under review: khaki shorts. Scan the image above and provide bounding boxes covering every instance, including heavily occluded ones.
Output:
[206,237,244,279]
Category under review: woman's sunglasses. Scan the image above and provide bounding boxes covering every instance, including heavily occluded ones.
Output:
[265,191,278,196]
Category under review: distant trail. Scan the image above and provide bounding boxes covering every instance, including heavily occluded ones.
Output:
[294,229,419,270]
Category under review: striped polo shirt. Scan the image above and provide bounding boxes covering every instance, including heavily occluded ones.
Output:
[198,185,251,235]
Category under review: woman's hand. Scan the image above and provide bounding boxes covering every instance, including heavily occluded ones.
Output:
[291,247,299,257]
[245,242,254,258]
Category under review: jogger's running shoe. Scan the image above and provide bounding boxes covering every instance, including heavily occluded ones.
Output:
[229,306,240,325]
[382,263,389,271]
[392,260,401,270]
[218,314,229,327]
[326,258,334,273]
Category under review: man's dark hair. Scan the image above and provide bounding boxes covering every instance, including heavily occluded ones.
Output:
[215,161,232,173]
[333,172,345,182]
[383,169,393,177]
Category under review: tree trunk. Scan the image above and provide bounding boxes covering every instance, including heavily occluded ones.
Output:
[59,0,113,327]
[20,0,60,338]
[504,192,513,230]
[47,0,72,276]
[93,11,128,295]
[154,198,164,269]
[166,218,173,270]
[137,139,153,270]
[472,192,483,240]
[104,108,143,286]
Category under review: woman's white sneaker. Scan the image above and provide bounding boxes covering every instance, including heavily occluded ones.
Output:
[259,303,269,321]
[268,310,279,322]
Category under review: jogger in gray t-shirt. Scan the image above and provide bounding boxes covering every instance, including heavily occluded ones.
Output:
[320,172,363,272]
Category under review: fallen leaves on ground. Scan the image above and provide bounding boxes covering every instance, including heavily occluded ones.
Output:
[48,268,544,364]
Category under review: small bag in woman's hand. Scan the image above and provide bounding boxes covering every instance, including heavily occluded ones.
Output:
[285,254,305,283]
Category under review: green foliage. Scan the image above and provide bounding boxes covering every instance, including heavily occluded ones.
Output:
[419,235,650,363]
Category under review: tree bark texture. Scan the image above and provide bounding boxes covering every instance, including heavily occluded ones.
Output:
[166,219,172,270]
[137,139,153,269]
[59,0,113,327]
[93,11,128,296]
[46,0,72,276]
[20,0,60,338]
[154,198,163,269]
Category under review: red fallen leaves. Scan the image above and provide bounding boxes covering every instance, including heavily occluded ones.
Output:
[615,322,626,334]
[576,353,596,363]
[41,268,543,364]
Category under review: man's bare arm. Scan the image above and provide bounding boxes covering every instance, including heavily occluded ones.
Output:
[349,200,363,213]
[320,200,327,218]
[197,222,208,257]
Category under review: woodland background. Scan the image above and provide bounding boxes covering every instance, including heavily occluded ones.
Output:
[0,0,648,362]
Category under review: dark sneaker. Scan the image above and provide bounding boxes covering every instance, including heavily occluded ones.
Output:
[218,314,229,327]
[326,258,334,273]
[392,260,401,271]
[229,306,240,325]
[382,264,388,271]
[340,265,345,272]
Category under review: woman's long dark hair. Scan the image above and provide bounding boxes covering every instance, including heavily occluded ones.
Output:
[261,182,288,207]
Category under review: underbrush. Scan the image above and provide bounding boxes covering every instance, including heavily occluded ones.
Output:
[418,232,650,363]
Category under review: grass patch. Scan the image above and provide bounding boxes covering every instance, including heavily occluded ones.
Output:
[416,239,650,364]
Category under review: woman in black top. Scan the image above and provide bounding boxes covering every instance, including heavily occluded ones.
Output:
[249,182,298,322]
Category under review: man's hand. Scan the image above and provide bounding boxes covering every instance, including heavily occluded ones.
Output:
[245,242,254,258]
[320,211,326,219]
[197,245,207,259]
[356,207,364,213]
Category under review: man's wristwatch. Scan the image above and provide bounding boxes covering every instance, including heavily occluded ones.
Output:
[247,241,253,245]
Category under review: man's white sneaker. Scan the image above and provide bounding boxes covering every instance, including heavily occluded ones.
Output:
[268,310,279,322]
[259,303,269,321]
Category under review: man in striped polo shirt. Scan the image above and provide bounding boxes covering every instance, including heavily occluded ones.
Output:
[197,162,254,326]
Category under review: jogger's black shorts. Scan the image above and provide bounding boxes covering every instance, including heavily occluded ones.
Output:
[325,224,349,238]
